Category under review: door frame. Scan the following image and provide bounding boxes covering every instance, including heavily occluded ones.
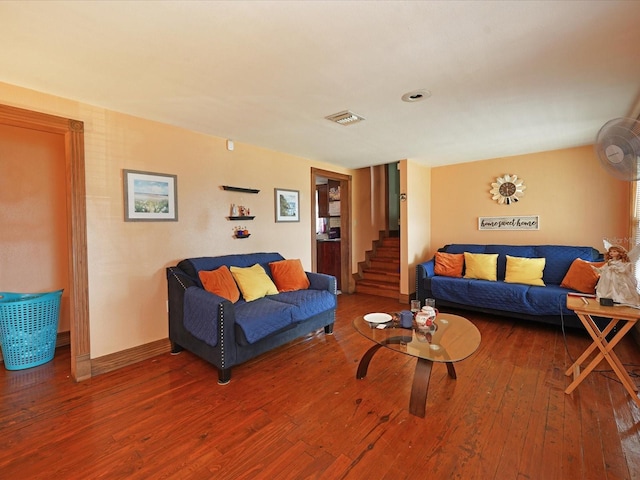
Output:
[0,104,91,381]
[311,168,352,293]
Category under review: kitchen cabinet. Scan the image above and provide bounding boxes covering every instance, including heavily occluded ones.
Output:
[317,184,329,218]
[317,180,340,218]
[317,240,341,289]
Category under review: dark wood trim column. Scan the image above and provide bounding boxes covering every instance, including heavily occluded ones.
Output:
[0,104,91,381]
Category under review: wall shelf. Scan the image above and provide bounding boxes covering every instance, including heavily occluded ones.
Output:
[224,186,258,237]
[222,185,260,194]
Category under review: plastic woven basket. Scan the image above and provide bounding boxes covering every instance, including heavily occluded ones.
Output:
[0,289,63,370]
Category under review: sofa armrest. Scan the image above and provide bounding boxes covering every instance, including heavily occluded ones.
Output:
[183,287,237,349]
[307,272,337,294]
[167,266,238,370]
[416,258,436,303]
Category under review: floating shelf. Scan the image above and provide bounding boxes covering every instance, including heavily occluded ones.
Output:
[228,216,255,221]
[222,186,260,194]
[234,233,251,239]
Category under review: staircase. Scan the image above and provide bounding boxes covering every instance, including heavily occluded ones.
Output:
[354,233,400,299]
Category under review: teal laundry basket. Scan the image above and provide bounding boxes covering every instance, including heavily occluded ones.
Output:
[0,289,63,370]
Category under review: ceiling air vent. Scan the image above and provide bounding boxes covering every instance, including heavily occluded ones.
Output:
[325,110,365,126]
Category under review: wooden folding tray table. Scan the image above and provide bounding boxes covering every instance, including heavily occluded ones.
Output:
[565,295,640,407]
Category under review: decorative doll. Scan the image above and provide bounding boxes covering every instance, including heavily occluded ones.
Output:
[592,240,640,305]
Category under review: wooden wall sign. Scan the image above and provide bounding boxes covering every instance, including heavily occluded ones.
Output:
[478,215,539,231]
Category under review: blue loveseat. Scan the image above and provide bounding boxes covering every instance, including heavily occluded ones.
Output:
[166,252,337,384]
[416,244,602,328]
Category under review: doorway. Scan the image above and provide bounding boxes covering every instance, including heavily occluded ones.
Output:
[0,104,91,381]
[311,168,352,293]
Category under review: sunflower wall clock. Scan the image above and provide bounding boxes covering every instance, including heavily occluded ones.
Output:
[490,174,525,205]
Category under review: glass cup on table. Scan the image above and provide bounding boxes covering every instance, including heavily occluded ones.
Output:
[410,300,421,317]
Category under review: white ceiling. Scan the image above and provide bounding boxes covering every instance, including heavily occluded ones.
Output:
[1,1,639,169]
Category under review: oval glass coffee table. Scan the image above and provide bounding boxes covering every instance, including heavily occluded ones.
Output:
[353,312,481,418]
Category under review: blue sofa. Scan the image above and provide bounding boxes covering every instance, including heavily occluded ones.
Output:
[416,244,602,328]
[166,252,337,384]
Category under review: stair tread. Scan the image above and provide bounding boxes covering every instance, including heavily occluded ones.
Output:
[355,285,398,299]
[362,269,400,276]
[356,279,399,289]
[369,263,399,270]
[372,250,399,255]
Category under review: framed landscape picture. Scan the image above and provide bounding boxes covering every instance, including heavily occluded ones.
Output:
[123,169,178,221]
[274,188,300,222]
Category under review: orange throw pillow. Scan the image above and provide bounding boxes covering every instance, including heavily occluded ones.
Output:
[434,252,464,278]
[560,259,605,294]
[269,259,310,292]
[198,265,240,303]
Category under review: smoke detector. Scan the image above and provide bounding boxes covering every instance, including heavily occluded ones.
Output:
[325,110,365,125]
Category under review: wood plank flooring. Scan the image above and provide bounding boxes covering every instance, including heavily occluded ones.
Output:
[2,293,640,479]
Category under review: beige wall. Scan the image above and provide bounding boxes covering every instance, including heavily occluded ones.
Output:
[0,82,351,358]
[430,146,630,256]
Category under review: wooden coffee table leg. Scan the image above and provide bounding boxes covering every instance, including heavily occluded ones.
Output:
[409,358,434,418]
[356,344,384,379]
[446,362,456,379]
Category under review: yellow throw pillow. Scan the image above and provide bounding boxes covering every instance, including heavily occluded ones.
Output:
[463,252,498,281]
[504,255,546,286]
[230,264,279,302]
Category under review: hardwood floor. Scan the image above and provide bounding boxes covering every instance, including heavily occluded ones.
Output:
[2,293,640,479]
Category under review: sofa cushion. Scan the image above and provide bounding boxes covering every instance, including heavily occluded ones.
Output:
[179,253,285,286]
[431,275,471,302]
[534,245,601,285]
[463,252,498,281]
[269,289,337,322]
[486,245,536,280]
[269,259,310,292]
[234,297,296,344]
[561,258,605,294]
[469,279,530,309]
[524,285,575,315]
[431,276,573,316]
[444,244,486,255]
[434,252,464,277]
[230,264,279,301]
[504,255,545,286]
[433,277,527,312]
[198,265,240,303]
